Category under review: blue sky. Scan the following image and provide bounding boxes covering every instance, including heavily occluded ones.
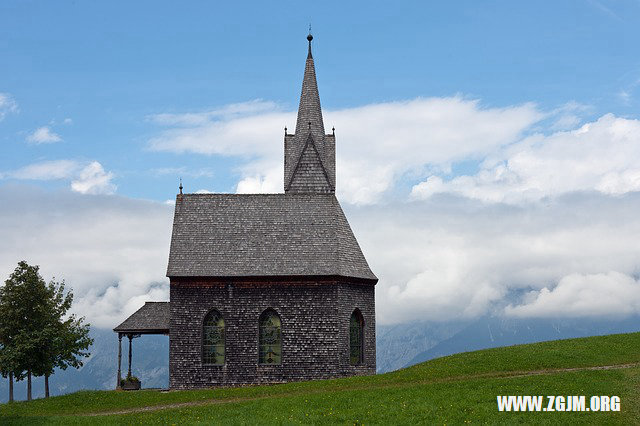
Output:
[2,1,639,200]
[2,1,640,327]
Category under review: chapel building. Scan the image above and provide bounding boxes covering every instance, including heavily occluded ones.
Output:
[114,34,377,389]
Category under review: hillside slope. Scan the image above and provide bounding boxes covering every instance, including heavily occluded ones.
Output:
[1,332,639,424]
[404,315,640,368]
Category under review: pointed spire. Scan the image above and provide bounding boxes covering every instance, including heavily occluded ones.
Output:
[295,32,325,138]
[284,32,335,193]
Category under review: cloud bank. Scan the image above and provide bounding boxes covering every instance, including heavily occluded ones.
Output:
[148,97,543,204]
[0,185,172,328]
[348,193,640,324]
[3,96,640,327]
[411,114,640,203]
[143,97,640,324]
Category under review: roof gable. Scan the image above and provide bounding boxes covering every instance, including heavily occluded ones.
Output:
[287,134,333,193]
[166,193,377,282]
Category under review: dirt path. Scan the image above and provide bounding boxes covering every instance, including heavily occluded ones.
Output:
[84,362,640,417]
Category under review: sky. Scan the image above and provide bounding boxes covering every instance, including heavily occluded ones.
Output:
[1,1,640,328]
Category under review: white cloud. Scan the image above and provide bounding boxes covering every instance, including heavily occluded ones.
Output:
[0,93,18,120]
[5,96,640,327]
[149,109,291,158]
[327,98,542,204]
[618,90,631,104]
[505,271,640,318]
[547,101,590,131]
[149,99,281,126]
[151,167,215,178]
[140,97,640,323]
[412,114,640,203]
[345,192,640,324]
[149,97,543,204]
[71,161,116,195]
[7,159,79,180]
[63,118,73,124]
[1,186,639,327]
[3,159,116,195]
[27,126,62,144]
[235,160,282,194]
[0,185,173,328]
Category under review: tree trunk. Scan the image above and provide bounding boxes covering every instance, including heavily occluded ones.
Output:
[45,373,50,398]
[27,370,32,401]
[9,372,14,402]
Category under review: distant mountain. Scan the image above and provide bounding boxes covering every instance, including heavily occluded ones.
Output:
[404,315,640,368]
[0,328,169,403]
[375,320,469,373]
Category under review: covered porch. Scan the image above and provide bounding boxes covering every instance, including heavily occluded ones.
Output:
[113,301,169,389]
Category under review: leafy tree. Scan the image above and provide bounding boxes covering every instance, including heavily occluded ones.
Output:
[33,278,93,397]
[0,261,93,401]
[0,261,43,400]
[0,343,21,402]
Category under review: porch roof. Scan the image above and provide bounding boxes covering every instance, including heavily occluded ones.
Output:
[113,301,169,334]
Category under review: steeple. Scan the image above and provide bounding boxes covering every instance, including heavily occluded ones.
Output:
[294,32,325,144]
[284,33,336,194]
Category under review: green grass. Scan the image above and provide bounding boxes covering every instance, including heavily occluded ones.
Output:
[1,332,639,424]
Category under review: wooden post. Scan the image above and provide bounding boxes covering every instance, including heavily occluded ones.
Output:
[127,334,133,378]
[117,333,122,389]
[45,374,49,398]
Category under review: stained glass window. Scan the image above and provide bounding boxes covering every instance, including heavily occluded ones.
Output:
[350,309,364,365]
[203,310,225,365]
[259,310,281,364]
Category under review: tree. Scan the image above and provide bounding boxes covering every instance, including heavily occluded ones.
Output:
[0,261,43,401]
[34,278,93,398]
[0,343,21,402]
[0,261,93,401]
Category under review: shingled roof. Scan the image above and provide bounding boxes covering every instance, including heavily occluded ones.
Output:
[113,302,170,334]
[166,193,377,282]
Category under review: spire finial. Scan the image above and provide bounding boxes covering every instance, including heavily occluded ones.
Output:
[307,27,313,58]
[179,177,183,195]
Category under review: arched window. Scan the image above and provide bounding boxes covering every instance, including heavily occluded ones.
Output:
[202,310,225,365]
[350,309,364,365]
[259,309,281,364]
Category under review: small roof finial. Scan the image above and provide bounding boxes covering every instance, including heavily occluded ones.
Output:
[332,126,335,136]
[307,26,313,57]
[284,126,287,135]
[179,177,183,195]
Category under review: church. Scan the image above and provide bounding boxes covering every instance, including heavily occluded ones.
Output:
[114,34,377,389]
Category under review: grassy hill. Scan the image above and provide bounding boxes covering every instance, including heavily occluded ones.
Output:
[1,332,639,424]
